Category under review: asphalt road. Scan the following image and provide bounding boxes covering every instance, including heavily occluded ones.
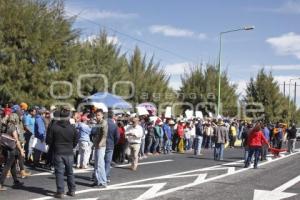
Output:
[1,143,300,200]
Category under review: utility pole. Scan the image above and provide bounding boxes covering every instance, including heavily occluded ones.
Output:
[294,82,297,105]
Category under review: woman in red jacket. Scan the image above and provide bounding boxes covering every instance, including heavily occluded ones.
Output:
[244,122,269,169]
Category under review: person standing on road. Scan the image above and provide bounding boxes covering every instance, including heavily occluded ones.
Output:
[125,117,143,171]
[105,110,119,183]
[46,107,79,198]
[287,124,297,153]
[261,123,270,161]
[91,109,108,188]
[213,119,229,161]
[194,120,204,155]
[244,122,269,169]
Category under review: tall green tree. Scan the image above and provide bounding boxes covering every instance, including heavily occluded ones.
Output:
[0,0,80,106]
[180,64,238,117]
[244,69,299,123]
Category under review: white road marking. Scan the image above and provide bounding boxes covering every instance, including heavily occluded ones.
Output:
[31,160,173,177]
[31,150,300,200]
[115,159,173,168]
[253,173,300,200]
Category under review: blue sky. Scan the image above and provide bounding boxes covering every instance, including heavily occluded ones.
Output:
[65,0,300,107]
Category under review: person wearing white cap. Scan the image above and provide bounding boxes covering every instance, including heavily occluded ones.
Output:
[125,117,143,171]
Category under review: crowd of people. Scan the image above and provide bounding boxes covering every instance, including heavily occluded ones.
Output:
[0,102,298,198]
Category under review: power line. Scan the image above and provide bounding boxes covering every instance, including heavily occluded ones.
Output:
[66,10,198,63]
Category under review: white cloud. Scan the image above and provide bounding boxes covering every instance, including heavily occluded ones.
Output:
[164,62,190,75]
[149,25,206,39]
[252,64,300,71]
[65,5,138,20]
[266,32,300,59]
[169,79,182,90]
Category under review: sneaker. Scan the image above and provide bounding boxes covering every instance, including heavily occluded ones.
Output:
[66,191,75,197]
[54,192,64,199]
[0,184,7,191]
[20,170,31,179]
[13,181,24,187]
[107,179,111,183]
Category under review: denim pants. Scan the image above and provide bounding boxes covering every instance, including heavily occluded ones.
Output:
[163,139,172,153]
[152,138,160,153]
[94,147,107,185]
[288,139,296,153]
[139,138,145,157]
[145,136,153,154]
[54,154,76,193]
[246,147,261,167]
[194,136,203,155]
[0,148,18,185]
[214,143,224,160]
[104,149,114,180]
[185,138,191,150]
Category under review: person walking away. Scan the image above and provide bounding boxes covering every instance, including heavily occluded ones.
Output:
[114,121,126,163]
[145,120,155,155]
[9,106,31,178]
[194,120,204,155]
[213,119,229,161]
[46,107,78,198]
[0,120,25,191]
[162,119,172,154]
[287,124,297,153]
[33,108,47,168]
[261,123,270,160]
[184,122,192,151]
[153,119,163,155]
[229,122,237,148]
[244,123,269,169]
[23,108,36,163]
[91,109,108,188]
[105,111,119,183]
[76,115,92,169]
[177,120,185,153]
[125,117,143,171]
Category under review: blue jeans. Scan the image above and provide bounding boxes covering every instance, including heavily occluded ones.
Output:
[185,138,191,150]
[54,154,75,193]
[246,147,261,167]
[94,147,107,185]
[104,149,114,180]
[139,138,145,157]
[145,136,153,153]
[152,138,160,153]
[214,143,224,160]
[163,139,172,153]
[194,136,203,155]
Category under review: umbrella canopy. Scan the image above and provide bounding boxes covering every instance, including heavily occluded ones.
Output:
[84,92,133,110]
[137,102,157,116]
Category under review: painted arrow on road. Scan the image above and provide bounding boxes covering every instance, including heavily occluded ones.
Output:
[253,174,300,200]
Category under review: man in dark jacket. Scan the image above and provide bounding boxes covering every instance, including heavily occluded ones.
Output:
[287,125,297,153]
[104,110,119,183]
[46,107,78,198]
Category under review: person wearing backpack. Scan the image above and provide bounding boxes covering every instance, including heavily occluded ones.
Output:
[0,123,25,191]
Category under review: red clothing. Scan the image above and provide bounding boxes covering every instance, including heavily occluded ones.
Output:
[117,127,126,145]
[177,124,184,138]
[247,130,268,147]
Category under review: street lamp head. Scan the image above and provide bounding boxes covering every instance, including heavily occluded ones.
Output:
[243,26,255,31]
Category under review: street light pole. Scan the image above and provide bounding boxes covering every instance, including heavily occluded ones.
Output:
[288,78,300,122]
[217,26,254,116]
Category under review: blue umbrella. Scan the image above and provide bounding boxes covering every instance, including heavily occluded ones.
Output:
[84,92,133,110]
